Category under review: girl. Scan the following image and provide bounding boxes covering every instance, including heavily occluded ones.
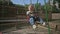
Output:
[26,5,45,29]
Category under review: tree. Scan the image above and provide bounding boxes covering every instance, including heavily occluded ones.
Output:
[0,0,14,6]
[53,0,60,13]
[55,0,60,8]
[35,3,41,11]
[42,0,60,13]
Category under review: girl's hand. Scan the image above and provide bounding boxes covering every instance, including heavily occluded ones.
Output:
[26,16,30,21]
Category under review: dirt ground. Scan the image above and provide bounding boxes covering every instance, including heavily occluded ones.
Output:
[1,20,60,34]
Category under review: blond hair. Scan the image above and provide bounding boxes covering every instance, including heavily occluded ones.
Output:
[28,5,34,11]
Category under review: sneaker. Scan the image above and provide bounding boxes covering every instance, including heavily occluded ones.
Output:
[32,25,36,30]
[42,22,46,26]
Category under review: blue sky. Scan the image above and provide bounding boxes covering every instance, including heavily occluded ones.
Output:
[11,0,48,5]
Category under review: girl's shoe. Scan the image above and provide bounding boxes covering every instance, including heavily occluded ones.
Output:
[32,25,36,30]
[42,22,46,26]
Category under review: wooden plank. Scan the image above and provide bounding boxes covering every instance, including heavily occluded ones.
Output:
[36,24,53,30]
[0,23,16,25]
[0,19,27,22]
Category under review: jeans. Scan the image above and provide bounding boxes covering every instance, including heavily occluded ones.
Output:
[29,16,44,25]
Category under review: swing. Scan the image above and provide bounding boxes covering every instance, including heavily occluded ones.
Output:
[24,0,50,34]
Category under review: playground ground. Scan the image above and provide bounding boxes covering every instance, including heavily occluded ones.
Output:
[0,19,60,34]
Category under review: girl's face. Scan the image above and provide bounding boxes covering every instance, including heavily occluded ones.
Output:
[28,5,34,11]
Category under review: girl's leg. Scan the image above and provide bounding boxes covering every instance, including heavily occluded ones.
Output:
[29,17,37,29]
[39,17,46,26]
[39,17,44,24]
[29,17,35,25]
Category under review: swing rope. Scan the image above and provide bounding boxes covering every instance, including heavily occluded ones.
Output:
[44,0,50,34]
